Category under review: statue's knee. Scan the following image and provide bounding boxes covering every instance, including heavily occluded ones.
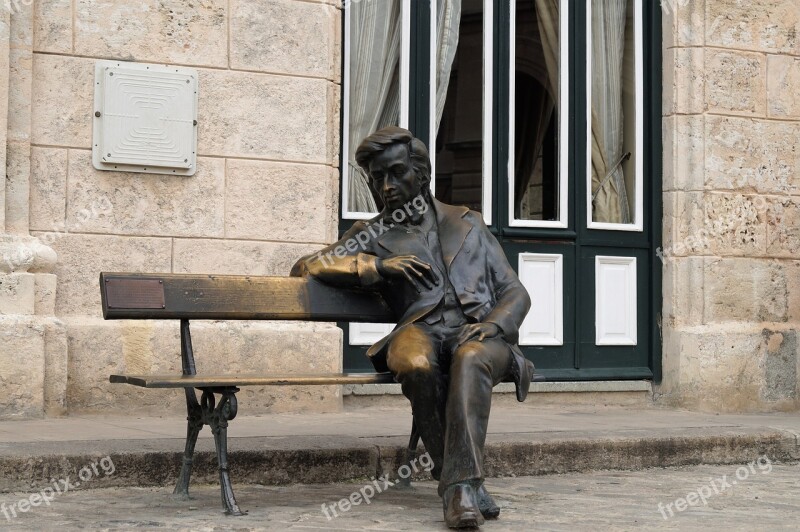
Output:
[451,342,488,374]
[387,351,435,377]
[453,342,484,363]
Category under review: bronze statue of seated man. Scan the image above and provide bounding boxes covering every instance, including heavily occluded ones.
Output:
[292,126,534,529]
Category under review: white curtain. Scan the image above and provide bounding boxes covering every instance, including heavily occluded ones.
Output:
[535,0,559,104]
[347,0,403,213]
[590,0,631,224]
[435,0,462,127]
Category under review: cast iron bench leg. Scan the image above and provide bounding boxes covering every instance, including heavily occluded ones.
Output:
[173,389,203,499]
[203,388,246,516]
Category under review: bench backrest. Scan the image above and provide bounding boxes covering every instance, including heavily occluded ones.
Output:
[100,272,395,322]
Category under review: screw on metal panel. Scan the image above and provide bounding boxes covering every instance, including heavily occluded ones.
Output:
[159,280,163,284]
[95,111,101,117]
[109,72,113,76]
[186,79,190,83]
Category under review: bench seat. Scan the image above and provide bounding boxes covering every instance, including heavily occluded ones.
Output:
[110,372,397,388]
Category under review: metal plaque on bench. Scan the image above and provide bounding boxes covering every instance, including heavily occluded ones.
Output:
[105,278,166,309]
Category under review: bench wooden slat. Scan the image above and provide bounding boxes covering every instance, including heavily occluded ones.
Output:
[111,372,544,388]
[100,273,396,322]
[110,373,398,388]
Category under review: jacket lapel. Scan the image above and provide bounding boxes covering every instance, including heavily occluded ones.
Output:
[373,199,472,268]
[433,198,472,269]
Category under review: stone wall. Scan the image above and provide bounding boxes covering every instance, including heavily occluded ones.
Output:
[0,0,344,418]
[661,0,800,411]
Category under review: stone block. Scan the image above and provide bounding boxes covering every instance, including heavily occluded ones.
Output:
[0,316,45,419]
[31,54,93,148]
[662,191,706,259]
[43,317,67,415]
[66,150,225,238]
[34,272,57,316]
[327,81,341,167]
[662,0,704,48]
[9,0,32,49]
[197,69,330,163]
[33,0,71,53]
[767,55,800,118]
[30,147,67,232]
[225,160,337,243]
[173,239,320,276]
[31,233,171,317]
[703,258,787,323]
[663,47,705,115]
[662,115,704,192]
[5,140,30,234]
[706,0,800,55]
[230,0,336,79]
[766,196,800,258]
[74,0,227,68]
[64,318,342,416]
[704,193,767,257]
[0,272,35,315]
[662,257,704,329]
[705,49,766,116]
[760,329,797,403]
[672,326,767,412]
[8,48,32,142]
[787,261,800,323]
[705,116,800,195]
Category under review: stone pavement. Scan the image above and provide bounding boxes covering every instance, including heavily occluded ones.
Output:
[1,463,799,530]
[1,403,800,531]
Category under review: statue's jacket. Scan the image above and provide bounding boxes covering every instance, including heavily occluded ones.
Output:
[291,198,534,401]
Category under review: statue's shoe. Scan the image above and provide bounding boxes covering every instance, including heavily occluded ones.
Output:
[477,484,500,519]
[443,483,485,529]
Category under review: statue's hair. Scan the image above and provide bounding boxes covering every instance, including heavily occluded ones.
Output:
[354,126,431,189]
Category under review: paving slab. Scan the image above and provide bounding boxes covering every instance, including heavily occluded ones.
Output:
[1,464,798,530]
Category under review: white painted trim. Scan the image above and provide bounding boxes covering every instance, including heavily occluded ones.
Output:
[341,0,412,221]
[429,0,437,197]
[482,0,493,225]
[400,0,411,130]
[595,255,638,346]
[518,253,564,346]
[508,0,569,229]
[585,0,644,232]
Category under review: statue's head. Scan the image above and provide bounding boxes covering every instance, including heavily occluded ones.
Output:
[355,126,431,211]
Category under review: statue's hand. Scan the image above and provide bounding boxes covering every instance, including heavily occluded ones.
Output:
[376,255,439,291]
[456,323,500,347]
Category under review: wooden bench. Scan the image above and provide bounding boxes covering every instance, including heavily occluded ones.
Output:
[101,271,542,516]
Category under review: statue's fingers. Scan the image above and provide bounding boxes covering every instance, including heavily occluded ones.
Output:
[408,264,433,289]
[403,271,422,292]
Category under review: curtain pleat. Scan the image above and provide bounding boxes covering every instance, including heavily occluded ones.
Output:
[435,0,462,128]
[590,0,631,224]
[348,0,402,213]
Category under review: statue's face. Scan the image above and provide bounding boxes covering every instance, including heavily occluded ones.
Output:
[368,143,422,211]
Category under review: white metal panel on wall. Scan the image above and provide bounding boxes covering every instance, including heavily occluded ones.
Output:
[595,256,637,345]
[93,61,198,176]
[518,253,563,346]
[349,322,396,346]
